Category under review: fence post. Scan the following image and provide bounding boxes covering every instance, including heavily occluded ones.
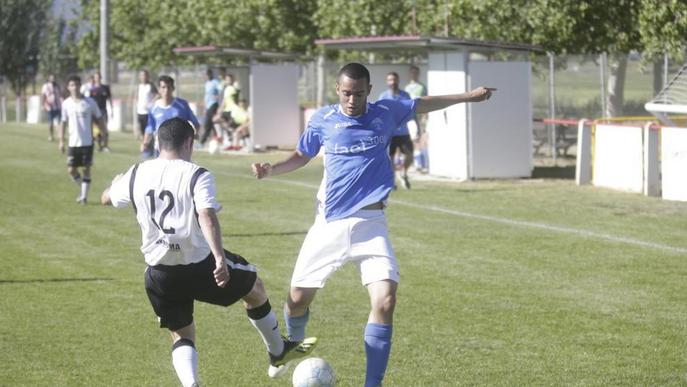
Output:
[643,123,660,197]
[575,119,592,185]
[15,96,22,123]
[0,96,6,123]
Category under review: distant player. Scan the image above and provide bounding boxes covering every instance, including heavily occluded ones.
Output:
[378,71,413,189]
[141,75,200,159]
[133,69,158,142]
[101,117,317,386]
[404,65,429,172]
[41,74,62,142]
[89,72,113,152]
[199,68,221,146]
[58,75,107,205]
[252,62,494,387]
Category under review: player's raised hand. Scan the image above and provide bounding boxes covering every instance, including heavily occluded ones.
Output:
[469,87,497,102]
[251,162,272,179]
[213,257,230,287]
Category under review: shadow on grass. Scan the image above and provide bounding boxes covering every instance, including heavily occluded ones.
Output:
[224,230,308,238]
[0,277,113,284]
[532,165,576,179]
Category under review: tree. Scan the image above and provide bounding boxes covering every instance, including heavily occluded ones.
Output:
[75,0,318,71]
[39,17,80,81]
[0,0,50,96]
[639,0,687,94]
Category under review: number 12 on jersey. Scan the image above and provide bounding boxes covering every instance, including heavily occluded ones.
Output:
[145,189,176,234]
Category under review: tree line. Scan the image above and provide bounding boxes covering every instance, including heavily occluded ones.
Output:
[1,0,686,115]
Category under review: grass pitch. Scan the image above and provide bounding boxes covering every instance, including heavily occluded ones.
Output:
[1,123,686,386]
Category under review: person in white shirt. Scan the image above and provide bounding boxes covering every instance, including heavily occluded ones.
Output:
[133,69,158,141]
[59,75,107,205]
[41,74,63,142]
[100,117,317,386]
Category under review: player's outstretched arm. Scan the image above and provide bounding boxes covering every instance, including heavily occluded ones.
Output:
[415,87,496,114]
[197,208,230,288]
[251,151,311,179]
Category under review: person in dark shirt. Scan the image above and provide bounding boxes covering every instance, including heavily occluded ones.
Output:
[90,72,113,152]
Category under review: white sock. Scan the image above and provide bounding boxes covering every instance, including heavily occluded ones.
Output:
[172,339,199,387]
[247,300,284,356]
[80,178,90,200]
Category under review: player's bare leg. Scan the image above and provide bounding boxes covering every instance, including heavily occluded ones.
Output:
[364,279,397,387]
[170,323,200,387]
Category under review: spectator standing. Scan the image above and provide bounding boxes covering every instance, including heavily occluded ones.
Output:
[89,72,113,152]
[41,74,63,142]
[133,70,158,144]
[378,72,414,189]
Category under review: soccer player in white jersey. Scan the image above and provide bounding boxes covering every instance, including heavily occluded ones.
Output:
[101,118,316,386]
[252,63,494,387]
[59,75,107,205]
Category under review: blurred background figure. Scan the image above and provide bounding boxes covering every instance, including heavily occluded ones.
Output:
[199,68,222,147]
[133,70,157,145]
[379,71,414,189]
[41,73,62,142]
[404,65,429,173]
[90,72,113,152]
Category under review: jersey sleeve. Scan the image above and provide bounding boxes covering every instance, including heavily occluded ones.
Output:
[192,171,220,210]
[108,166,135,208]
[182,100,201,128]
[297,119,322,157]
[384,99,417,128]
[61,100,68,122]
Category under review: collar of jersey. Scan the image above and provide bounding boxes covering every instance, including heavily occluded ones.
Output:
[337,103,369,118]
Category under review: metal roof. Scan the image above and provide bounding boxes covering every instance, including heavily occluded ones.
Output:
[315,35,544,53]
[173,45,300,60]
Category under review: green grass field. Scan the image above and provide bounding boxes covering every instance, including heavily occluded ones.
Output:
[1,123,686,386]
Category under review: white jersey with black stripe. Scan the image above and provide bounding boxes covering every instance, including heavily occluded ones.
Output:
[108,159,221,266]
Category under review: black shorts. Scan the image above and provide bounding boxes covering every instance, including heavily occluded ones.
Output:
[144,250,257,331]
[137,114,149,134]
[67,146,94,167]
[389,135,414,157]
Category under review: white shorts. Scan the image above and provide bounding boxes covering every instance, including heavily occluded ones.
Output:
[290,209,399,288]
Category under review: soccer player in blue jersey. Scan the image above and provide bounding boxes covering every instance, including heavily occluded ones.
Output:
[252,62,494,387]
[141,75,200,158]
[378,71,414,189]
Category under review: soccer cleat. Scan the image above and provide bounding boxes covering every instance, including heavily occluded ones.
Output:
[267,336,318,379]
[76,196,87,205]
[101,146,111,153]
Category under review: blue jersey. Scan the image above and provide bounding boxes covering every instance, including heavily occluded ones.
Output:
[146,98,200,134]
[204,79,221,108]
[378,89,412,136]
[298,99,417,222]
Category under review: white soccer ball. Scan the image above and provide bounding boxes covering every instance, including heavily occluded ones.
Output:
[207,138,220,155]
[292,357,336,387]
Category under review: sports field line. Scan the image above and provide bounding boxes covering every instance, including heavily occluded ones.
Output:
[102,150,687,255]
[229,173,687,255]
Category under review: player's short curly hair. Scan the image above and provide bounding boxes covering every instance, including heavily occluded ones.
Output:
[158,117,194,152]
[338,63,370,84]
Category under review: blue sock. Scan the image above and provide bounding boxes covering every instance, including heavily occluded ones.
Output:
[284,308,309,342]
[364,323,393,387]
